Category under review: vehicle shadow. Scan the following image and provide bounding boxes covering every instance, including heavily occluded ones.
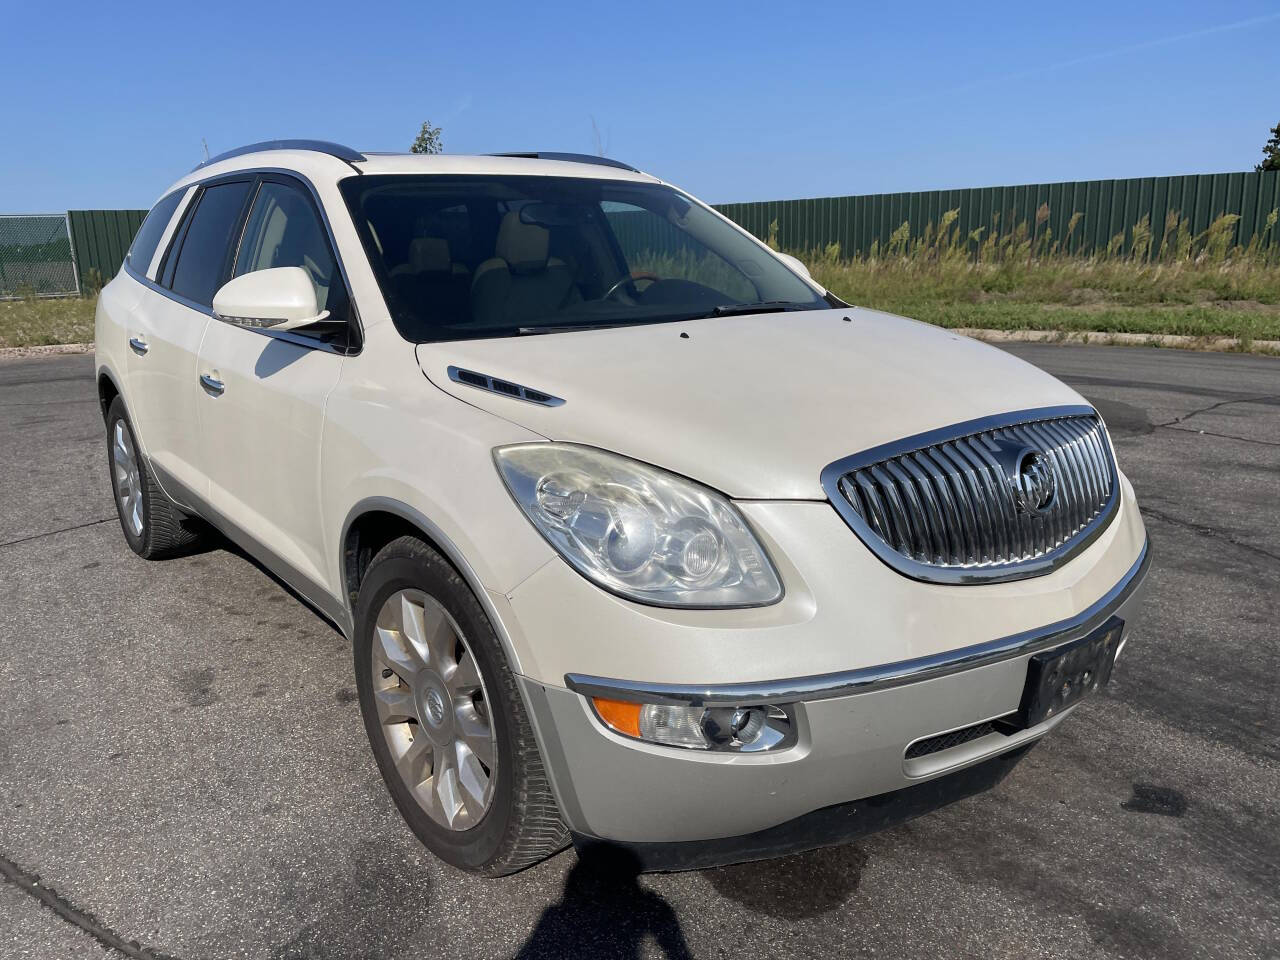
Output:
[512,845,692,959]
[701,843,868,920]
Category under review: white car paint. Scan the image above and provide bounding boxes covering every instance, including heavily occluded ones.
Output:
[95,146,1149,861]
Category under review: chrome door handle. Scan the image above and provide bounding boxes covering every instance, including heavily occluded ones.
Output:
[128,337,149,355]
[199,374,225,396]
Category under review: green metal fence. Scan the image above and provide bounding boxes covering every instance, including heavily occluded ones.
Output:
[714,170,1280,260]
[67,209,147,292]
[0,215,79,298]
[7,170,1278,298]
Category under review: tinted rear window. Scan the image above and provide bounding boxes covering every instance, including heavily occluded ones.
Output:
[169,180,253,307]
[127,191,184,273]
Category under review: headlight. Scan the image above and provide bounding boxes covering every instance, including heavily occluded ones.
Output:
[494,444,783,608]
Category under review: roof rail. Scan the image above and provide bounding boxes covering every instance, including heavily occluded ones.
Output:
[193,139,365,172]
[491,152,639,173]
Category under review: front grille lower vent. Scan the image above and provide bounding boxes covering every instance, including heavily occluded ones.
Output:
[905,720,1006,759]
[823,407,1118,583]
[446,366,564,407]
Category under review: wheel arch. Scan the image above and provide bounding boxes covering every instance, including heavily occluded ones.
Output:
[96,365,124,422]
[340,496,529,677]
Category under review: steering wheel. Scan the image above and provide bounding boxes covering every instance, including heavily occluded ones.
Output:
[603,271,661,301]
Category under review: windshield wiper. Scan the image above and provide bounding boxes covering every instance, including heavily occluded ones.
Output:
[515,322,631,335]
[710,301,808,317]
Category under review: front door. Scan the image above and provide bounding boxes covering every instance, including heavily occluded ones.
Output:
[194,176,353,590]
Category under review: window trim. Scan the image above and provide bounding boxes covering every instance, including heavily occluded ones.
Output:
[128,166,363,356]
[126,189,186,278]
[161,175,256,305]
[144,186,198,281]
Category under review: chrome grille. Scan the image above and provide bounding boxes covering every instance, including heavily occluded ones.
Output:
[822,406,1118,583]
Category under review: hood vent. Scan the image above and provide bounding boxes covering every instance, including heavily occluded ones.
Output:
[447,366,564,407]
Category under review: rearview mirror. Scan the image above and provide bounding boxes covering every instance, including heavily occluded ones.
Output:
[212,267,330,331]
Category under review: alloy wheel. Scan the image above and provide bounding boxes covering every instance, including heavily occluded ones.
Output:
[371,589,497,831]
[112,419,144,538]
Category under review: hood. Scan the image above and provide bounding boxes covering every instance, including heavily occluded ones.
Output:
[415,308,1086,500]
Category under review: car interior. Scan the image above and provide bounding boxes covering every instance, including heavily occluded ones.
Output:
[342,176,820,341]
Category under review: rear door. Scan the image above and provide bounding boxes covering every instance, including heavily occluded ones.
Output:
[125,178,254,502]
[194,175,353,590]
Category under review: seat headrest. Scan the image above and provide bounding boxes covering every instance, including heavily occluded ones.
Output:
[407,237,452,274]
[496,211,550,275]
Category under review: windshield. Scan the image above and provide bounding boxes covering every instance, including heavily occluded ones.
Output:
[339,175,826,341]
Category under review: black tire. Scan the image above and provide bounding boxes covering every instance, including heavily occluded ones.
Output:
[353,536,569,876]
[105,396,203,560]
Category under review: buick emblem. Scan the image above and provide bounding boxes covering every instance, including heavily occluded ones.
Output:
[425,688,446,726]
[1011,450,1057,515]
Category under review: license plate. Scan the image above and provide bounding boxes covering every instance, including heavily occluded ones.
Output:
[1013,617,1124,728]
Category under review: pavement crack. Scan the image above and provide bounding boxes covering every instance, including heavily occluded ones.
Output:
[1155,394,1279,428]
[1160,424,1280,448]
[0,398,98,407]
[0,852,179,960]
[0,517,115,549]
[1142,506,1280,566]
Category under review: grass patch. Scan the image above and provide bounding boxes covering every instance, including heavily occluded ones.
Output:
[0,296,96,348]
[807,258,1280,340]
[782,205,1280,342]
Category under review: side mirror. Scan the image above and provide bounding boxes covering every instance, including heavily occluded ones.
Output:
[212,267,330,331]
[774,252,811,280]
[774,252,827,295]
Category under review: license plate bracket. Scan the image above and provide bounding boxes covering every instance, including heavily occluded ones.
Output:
[1011,617,1124,729]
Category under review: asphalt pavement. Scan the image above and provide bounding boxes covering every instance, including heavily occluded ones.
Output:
[1,345,1277,959]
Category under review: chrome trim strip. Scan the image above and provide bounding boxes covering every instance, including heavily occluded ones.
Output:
[447,366,565,406]
[820,405,1120,584]
[565,537,1149,707]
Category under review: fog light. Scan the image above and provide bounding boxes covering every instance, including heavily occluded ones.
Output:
[591,697,795,752]
[702,706,767,747]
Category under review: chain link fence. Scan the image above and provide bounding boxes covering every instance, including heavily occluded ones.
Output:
[0,215,79,298]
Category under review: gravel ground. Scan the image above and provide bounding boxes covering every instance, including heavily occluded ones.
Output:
[0,346,1276,959]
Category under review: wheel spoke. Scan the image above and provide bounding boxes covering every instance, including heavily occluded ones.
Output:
[420,600,457,670]
[433,744,464,828]
[399,594,430,662]
[372,626,423,682]
[455,741,490,816]
[455,705,494,768]
[394,736,432,789]
[374,686,417,724]
[446,649,482,696]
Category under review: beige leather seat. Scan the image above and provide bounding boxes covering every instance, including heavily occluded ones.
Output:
[390,237,468,279]
[388,236,470,330]
[470,212,577,326]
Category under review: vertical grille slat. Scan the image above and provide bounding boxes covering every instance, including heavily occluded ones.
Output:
[828,411,1117,582]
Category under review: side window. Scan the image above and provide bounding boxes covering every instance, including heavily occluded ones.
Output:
[234,180,347,317]
[168,180,253,307]
[602,201,757,303]
[127,191,184,273]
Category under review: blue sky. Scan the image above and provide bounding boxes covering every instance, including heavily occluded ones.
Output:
[3,0,1278,212]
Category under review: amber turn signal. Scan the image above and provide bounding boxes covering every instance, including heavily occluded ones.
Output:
[591,697,642,737]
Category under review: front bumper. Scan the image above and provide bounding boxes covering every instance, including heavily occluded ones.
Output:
[517,538,1149,866]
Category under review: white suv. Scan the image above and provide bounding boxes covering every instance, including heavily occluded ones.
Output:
[95,141,1149,875]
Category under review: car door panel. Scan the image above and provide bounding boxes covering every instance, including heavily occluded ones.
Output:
[125,178,255,504]
[196,325,343,587]
[124,288,211,503]
[193,175,353,593]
